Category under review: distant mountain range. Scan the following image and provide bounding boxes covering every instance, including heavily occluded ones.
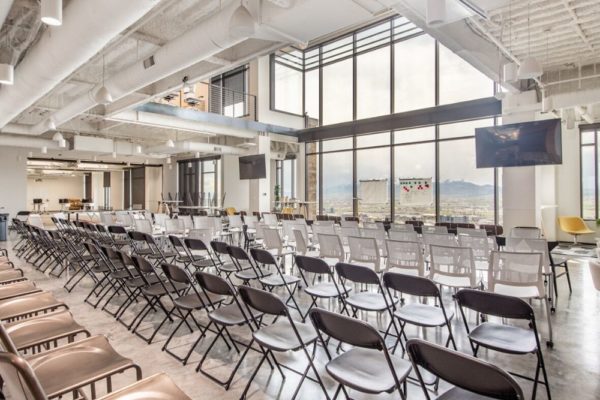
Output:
[323,180,496,198]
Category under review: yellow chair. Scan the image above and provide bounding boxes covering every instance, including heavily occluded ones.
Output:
[557,216,594,244]
[225,207,236,216]
[281,207,294,215]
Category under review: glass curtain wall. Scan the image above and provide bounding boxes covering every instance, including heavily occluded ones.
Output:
[306,118,502,224]
[178,157,221,207]
[581,128,598,220]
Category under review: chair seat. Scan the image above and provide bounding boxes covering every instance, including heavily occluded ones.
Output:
[0,292,66,321]
[493,284,542,299]
[142,281,187,297]
[209,303,262,326]
[0,281,41,301]
[235,268,272,281]
[304,282,351,298]
[110,268,137,280]
[191,258,214,268]
[437,386,498,399]
[469,322,537,354]
[125,275,159,288]
[346,292,397,312]
[98,373,191,400]
[174,293,225,310]
[395,303,453,327]
[253,319,317,352]
[259,274,300,287]
[27,335,136,398]
[326,347,411,394]
[431,273,476,289]
[0,269,25,284]
[5,310,87,350]
[218,262,237,273]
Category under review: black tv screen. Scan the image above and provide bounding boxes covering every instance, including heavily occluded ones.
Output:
[239,154,266,179]
[475,119,562,168]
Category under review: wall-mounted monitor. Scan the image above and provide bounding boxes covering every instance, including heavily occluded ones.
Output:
[239,154,266,179]
[475,119,562,168]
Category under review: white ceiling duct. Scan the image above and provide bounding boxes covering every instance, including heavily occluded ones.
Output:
[32,0,257,135]
[0,135,59,150]
[0,0,161,129]
[0,1,13,30]
[146,140,247,156]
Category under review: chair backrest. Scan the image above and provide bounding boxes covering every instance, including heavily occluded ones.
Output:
[423,225,448,234]
[179,215,193,230]
[406,338,524,400]
[339,226,359,245]
[27,215,44,229]
[99,212,114,225]
[589,260,600,292]
[262,228,283,251]
[312,224,335,244]
[313,220,334,227]
[210,240,229,256]
[295,255,331,275]
[293,229,309,255]
[385,240,424,276]
[455,289,535,321]
[263,213,278,227]
[340,219,359,228]
[423,233,457,257]
[347,236,381,272]
[184,237,210,252]
[309,308,385,350]
[429,245,476,285]
[0,351,47,400]
[292,223,309,243]
[243,215,258,229]
[134,219,153,234]
[388,230,418,242]
[192,216,207,229]
[390,223,414,232]
[510,226,541,239]
[318,233,345,261]
[188,229,214,247]
[161,263,192,285]
[153,213,168,227]
[384,271,439,297]
[458,235,492,261]
[238,285,287,316]
[164,218,182,234]
[131,254,155,274]
[457,227,487,237]
[505,237,550,268]
[228,214,243,229]
[335,262,380,285]
[250,247,278,266]
[196,271,235,297]
[360,227,387,256]
[487,251,543,294]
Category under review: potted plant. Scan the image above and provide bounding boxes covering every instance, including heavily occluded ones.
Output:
[274,184,281,211]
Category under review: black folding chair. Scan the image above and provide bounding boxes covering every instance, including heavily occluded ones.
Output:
[295,255,350,320]
[455,289,551,400]
[383,272,456,354]
[237,286,327,400]
[309,307,411,400]
[210,241,238,283]
[407,338,525,399]
[227,245,271,285]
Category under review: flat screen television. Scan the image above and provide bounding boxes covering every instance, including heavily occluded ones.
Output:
[475,119,562,168]
[239,154,266,179]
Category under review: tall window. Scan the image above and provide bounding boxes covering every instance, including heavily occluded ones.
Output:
[210,65,248,117]
[581,128,598,220]
[178,157,221,206]
[271,16,494,125]
[276,158,296,199]
[306,118,502,223]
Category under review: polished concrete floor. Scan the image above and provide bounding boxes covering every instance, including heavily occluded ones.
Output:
[4,237,600,400]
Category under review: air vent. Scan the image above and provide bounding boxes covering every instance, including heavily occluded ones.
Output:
[143,55,155,69]
[213,146,222,153]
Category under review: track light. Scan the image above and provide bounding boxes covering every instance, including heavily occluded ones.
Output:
[135,145,142,154]
[229,1,256,38]
[112,151,117,159]
[166,157,172,164]
[195,152,200,158]
[166,139,175,148]
[58,138,66,148]
[0,64,14,85]
[52,132,63,142]
[426,0,446,26]
[41,146,48,154]
[46,118,56,131]
[41,0,62,26]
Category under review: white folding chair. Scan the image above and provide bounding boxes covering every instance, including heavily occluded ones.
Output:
[154,213,168,228]
[423,232,457,260]
[99,212,114,226]
[263,227,294,259]
[457,227,487,237]
[422,225,448,234]
[317,233,345,266]
[340,219,359,228]
[385,240,424,276]
[510,226,541,239]
[339,227,359,246]
[311,224,335,245]
[389,230,419,242]
[458,235,493,274]
[389,223,414,232]
[243,215,258,230]
[179,215,193,231]
[134,219,153,234]
[347,236,381,272]
[488,251,553,346]
[164,219,183,235]
[360,227,388,257]
[193,216,210,229]
[429,245,478,290]
[293,230,319,257]
[263,213,278,227]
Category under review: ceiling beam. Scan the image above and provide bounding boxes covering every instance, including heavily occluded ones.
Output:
[559,0,594,53]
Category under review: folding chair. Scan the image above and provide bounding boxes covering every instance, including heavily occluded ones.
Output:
[347,236,382,272]
[309,308,411,400]
[385,240,424,276]
[228,245,272,285]
[456,289,551,400]
[237,286,327,400]
[383,272,456,354]
[429,244,479,290]
[407,338,524,400]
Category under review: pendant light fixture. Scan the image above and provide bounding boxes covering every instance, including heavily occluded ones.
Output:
[518,1,543,80]
[94,54,113,105]
[41,0,62,26]
[426,0,446,26]
[166,139,175,148]
[0,64,14,85]
[52,131,66,148]
[46,117,56,131]
[41,146,48,154]
[135,144,142,154]
[229,0,256,38]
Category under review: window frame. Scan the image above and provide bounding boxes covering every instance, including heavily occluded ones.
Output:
[580,125,599,220]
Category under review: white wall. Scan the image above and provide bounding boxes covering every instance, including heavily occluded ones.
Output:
[0,147,28,219]
[27,175,84,212]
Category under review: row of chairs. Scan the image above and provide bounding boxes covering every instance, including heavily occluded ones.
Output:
[13,219,551,399]
[0,249,191,400]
